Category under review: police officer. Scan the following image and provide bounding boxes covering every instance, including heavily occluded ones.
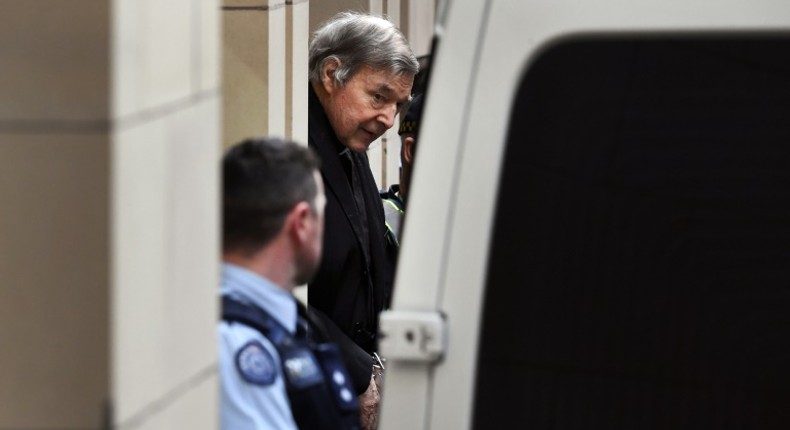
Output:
[218,137,361,430]
[381,92,424,248]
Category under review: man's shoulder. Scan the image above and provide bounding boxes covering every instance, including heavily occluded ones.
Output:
[307,115,336,155]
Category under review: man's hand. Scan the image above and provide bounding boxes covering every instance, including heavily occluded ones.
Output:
[358,371,381,430]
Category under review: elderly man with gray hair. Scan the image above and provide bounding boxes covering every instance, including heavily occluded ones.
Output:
[305,10,419,430]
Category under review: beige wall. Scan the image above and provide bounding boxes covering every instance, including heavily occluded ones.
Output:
[0,0,220,428]
[287,0,311,144]
[310,0,370,31]
[0,1,111,427]
[222,0,287,148]
[112,0,221,428]
[0,132,111,427]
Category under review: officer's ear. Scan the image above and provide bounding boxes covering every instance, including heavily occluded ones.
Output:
[287,201,313,244]
[320,58,341,95]
[402,135,416,165]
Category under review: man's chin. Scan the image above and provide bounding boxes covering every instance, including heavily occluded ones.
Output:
[349,137,378,152]
[345,142,368,153]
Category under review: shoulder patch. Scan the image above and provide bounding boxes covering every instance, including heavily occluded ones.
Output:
[235,341,278,386]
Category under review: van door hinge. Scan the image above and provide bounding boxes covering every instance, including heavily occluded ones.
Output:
[379,310,447,363]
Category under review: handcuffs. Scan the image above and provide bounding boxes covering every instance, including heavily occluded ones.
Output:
[372,352,386,386]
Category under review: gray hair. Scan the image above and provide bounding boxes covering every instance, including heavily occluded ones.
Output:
[309,11,420,86]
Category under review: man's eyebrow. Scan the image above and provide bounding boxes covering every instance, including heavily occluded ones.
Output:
[375,83,411,103]
[375,83,395,95]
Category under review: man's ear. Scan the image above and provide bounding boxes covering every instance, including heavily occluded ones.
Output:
[402,136,416,165]
[320,58,340,95]
[287,201,313,243]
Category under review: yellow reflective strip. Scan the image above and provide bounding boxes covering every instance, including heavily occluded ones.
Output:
[383,199,404,214]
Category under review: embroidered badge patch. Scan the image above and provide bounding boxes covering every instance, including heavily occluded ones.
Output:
[236,341,277,385]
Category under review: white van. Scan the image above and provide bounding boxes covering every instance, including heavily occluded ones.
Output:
[378,0,790,429]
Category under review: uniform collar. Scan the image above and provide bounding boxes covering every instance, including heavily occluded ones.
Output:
[220,263,298,334]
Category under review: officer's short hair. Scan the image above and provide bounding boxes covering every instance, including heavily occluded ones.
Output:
[308,11,420,86]
[222,137,321,254]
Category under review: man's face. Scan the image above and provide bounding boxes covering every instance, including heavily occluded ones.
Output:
[323,65,414,152]
[294,171,326,285]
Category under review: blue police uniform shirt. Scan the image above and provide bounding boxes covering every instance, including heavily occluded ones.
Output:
[218,263,300,430]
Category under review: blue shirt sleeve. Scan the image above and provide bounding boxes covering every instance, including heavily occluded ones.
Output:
[218,322,299,430]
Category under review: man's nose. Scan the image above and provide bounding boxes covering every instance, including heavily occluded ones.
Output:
[377,104,397,130]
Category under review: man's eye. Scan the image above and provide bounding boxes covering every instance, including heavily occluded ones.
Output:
[373,93,385,103]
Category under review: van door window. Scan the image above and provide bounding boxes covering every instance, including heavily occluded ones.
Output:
[474,36,790,429]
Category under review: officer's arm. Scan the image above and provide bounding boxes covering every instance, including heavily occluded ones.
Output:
[304,305,376,394]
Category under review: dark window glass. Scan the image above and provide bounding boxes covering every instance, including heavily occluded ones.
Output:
[473,36,790,429]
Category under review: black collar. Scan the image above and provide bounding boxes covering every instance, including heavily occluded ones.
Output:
[308,84,347,155]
